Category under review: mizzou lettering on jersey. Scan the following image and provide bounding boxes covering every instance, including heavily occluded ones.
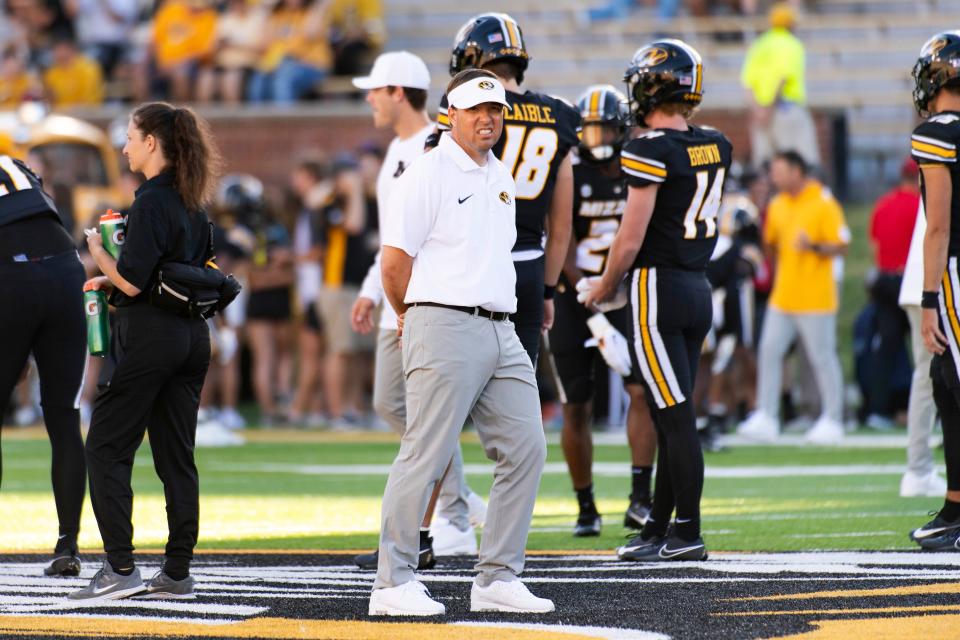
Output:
[437,89,580,251]
[573,158,627,275]
[912,111,960,257]
[620,125,733,272]
[0,155,60,228]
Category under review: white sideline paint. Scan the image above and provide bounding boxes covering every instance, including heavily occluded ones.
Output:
[209,461,910,478]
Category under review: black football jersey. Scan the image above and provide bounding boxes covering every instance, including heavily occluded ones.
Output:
[572,155,627,276]
[0,155,60,228]
[621,125,733,272]
[438,89,580,251]
[911,111,960,256]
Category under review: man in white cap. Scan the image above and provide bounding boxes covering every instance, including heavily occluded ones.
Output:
[349,50,480,570]
[369,69,553,616]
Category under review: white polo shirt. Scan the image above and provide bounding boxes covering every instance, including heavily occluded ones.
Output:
[358,122,434,330]
[382,133,518,313]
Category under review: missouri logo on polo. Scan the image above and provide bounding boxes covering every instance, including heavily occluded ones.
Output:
[499,191,512,204]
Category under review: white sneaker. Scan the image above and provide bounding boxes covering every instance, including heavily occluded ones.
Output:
[736,410,780,442]
[805,416,844,446]
[470,579,554,613]
[219,407,247,431]
[195,421,245,447]
[368,580,445,616]
[430,519,477,556]
[466,491,487,528]
[900,470,948,497]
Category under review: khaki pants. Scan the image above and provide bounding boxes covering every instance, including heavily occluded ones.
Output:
[750,103,820,170]
[374,305,546,589]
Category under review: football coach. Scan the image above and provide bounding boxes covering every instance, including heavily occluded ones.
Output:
[369,69,552,617]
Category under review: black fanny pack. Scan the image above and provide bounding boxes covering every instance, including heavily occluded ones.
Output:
[148,220,242,319]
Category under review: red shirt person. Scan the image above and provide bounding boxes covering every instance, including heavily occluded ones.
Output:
[870,158,920,274]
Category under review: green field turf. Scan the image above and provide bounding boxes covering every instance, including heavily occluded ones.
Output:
[0,430,943,554]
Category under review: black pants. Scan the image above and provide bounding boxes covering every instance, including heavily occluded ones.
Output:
[867,272,909,416]
[0,251,86,546]
[626,267,712,539]
[86,304,210,574]
[512,255,545,368]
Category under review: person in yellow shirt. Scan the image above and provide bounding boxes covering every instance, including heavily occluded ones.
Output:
[43,36,104,106]
[738,151,849,444]
[330,0,385,76]
[0,45,41,106]
[151,0,218,101]
[740,2,819,170]
[247,0,332,104]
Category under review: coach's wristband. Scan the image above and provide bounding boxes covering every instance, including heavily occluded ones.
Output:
[544,285,556,300]
[922,290,940,309]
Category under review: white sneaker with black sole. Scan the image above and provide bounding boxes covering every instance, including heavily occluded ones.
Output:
[430,519,477,556]
[368,580,445,616]
[68,562,145,601]
[470,579,554,613]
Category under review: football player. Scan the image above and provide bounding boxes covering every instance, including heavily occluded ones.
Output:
[0,155,86,576]
[697,177,762,452]
[583,40,732,562]
[907,31,960,550]
[548,85,657,536]
[436,12,580,366]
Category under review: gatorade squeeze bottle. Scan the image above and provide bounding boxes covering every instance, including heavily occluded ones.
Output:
[83,282,109,357]
[100,210,126,260]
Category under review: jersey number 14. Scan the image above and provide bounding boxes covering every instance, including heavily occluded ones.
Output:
[682,167,725,240]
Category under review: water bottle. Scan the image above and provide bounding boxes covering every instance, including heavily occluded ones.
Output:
[99,210,126,260]
[84,283,110,357]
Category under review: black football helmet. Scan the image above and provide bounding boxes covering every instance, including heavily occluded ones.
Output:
[217,174,265,228]
[623,39,703,126]
[575,84,630,163]
[450,13,530,83]
[912,31,960,116]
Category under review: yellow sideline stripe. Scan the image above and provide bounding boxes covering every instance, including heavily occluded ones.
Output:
[716,604,960,617]
[727,582,960,601]
[773,614,960,639]
[0,617,599,639]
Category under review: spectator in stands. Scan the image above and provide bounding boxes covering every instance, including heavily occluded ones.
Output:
[864,158,920,428]
[0,44,41,106]
[7,0,75,68]
[42,33,104,106]
[740,2,819,170]
[317,154,370,429]
[737,150,849,445]
[247,0,332,104]
[63,0,138,79]
[243,180,296,427]
[288,158,328,428]
[196,0,266,104]
[150,0,217,102]
[330,0,385,76]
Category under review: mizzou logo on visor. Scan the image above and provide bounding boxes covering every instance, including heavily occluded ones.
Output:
[499,191,512,204]
[927,37,949,58]
[478,80,495,90]
[638,47,669,68]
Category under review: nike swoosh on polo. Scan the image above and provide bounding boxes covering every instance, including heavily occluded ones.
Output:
[658,543,704,559]
[458,194,473,204]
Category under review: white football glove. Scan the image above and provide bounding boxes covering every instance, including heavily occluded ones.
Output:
[575,276,628,312]
[584,313,632,377]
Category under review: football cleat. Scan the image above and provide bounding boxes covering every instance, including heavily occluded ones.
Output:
[623,498,652,530]
[910,511,960,542]
[618,533,707,562]
[573,511,602,537]
[918,529,960,552]
[44,552,81,577]
[355,533,436,570]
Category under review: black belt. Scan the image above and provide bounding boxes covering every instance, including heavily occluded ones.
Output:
[412,302,510,322]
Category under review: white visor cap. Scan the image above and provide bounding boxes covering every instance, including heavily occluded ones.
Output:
[447,76,510,110]
[352,51,431,90]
